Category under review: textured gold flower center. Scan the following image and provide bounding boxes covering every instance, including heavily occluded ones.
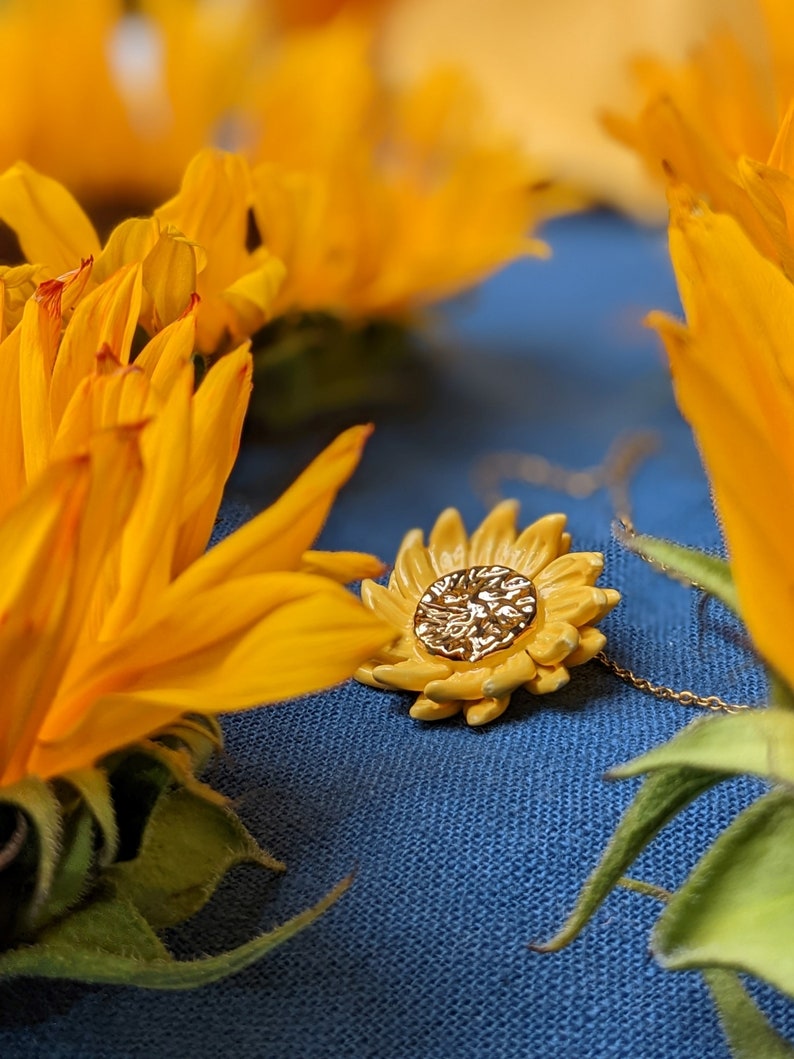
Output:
[413,564,537,663]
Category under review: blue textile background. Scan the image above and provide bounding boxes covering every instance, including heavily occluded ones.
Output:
[2,212,792,1057]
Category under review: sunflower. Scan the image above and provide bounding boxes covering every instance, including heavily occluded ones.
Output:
[0,156,285,354]
[0,258,393,783]
[355,501,620,725]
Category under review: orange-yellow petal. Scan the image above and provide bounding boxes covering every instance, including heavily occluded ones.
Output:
[0,162,101,274]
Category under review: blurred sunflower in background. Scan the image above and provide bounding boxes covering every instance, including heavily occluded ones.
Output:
[0,1,574,431]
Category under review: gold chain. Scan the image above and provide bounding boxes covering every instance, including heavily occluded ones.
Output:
[593,651,749,713]
[472,434,751,714]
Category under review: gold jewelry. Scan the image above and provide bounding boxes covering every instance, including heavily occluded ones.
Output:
[355,502,620,726]
[471,434,751,715]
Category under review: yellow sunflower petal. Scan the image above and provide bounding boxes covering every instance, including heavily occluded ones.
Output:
[649,196,794,687]
[463,696,510,727]
[526,621,580,666]
[0,459,88,781]
[409,695,464,721]
[482,650,536,697]
[373,659,451,691]
[100,364,193,638]
[43,574,394,770]
[428,507,468,573]
[526,664,570,695]
[93,218,160,286]
[512,512,567,579]
[361,578,413,628]
[301,550,386,583]
[534,551,605,592]
[541,585,620,626]
[18,299,54,481]
[565,627,607,668]
[49,263,143,428]
[468,498,519,565]
[134,309,198,396]
[354,661,392,689]
[424,668,489,703]
[0,328,25,518]
[221,254,286,340]
[0,263,48,341]
[389,528,436,599]
[0,162,101,274]
[172,346,252,575]
[1,428,143,783]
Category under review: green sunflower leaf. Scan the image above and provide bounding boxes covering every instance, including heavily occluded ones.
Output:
[702,968,794,1059]
[532,767,721,952]
[106,787,284,931]
[0,875,352,989]
[620,531,740,615]
[653,788,794,995]
[609,709,794,786]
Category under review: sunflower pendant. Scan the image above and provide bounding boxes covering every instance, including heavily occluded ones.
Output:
[354,501,620,726]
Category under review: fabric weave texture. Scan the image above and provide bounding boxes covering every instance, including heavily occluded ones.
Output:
[2,212,791,1058]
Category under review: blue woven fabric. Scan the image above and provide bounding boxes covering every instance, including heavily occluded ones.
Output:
[2,212,793,1057]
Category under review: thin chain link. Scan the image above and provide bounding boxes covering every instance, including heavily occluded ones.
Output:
[471,434,751,714]
[593,651,748,713]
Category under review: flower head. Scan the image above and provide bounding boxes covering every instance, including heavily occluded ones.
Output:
[245,18,554,320]
[0,259,393,786]
[0,156,285,353]
[0,0,262,206]
[355,501,619,725]
[603,10,794,256]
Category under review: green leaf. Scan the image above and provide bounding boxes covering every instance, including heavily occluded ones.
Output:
[0,874,353,989]
[620,531,740,615]
[107,787,284,931]
[702,968,794,1059]
[532,767,720,952]
[62,767,119,866]
[609,709,794,786]
[654,788,794,995]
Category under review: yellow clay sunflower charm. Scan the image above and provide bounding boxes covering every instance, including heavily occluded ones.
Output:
[355,501,620,726]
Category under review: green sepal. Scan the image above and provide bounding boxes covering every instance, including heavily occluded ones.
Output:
[702,969,794,1059]
[609,708,794,787]
[0,777,62,936]
[27,801,96,935]
[62,767,119,866]
[135,740,227,807]
[531,767,720,952]
[249,312,418,434]
[106,787,284,931]
[151,714,223,775]
[620,530,740,615]
[0,874,352,989]
[653,788,794,996]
